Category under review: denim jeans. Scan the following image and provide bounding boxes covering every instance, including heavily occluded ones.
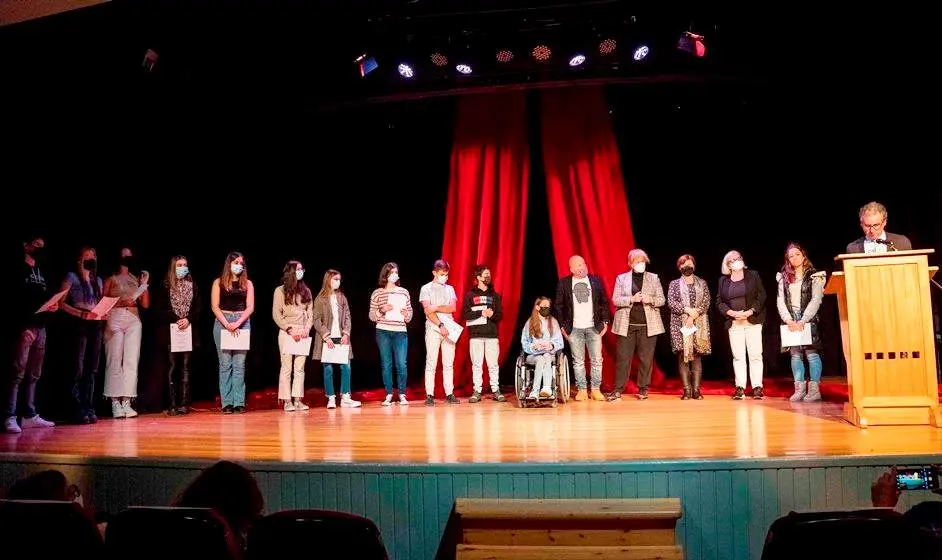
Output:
[213,313,249,408]
[788,311,821,382]
[568,327,603,389]
[72,319,102,417]
[323,361,351,396]
[376,329,408,395]
[7,327,46,419]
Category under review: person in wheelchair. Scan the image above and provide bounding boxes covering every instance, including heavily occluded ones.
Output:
[520,297,564,399]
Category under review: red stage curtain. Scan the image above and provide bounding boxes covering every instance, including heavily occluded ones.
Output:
[438,92,530,396]
[540,86,665,391]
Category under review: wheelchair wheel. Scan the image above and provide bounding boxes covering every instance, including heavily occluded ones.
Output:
[556,353,570,404]
[514,355,526,408]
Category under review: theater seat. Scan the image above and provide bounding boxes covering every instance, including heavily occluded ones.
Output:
[246,509,388,560]
[0,499,104,555]
[105,506,240,560]
[762,508,934,560]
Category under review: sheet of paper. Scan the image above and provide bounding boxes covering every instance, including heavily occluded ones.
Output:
[780,323,812,347]
[441,318,463,344]
[384,292,408,321]
[322,343,350,364]
[466,305,488,327]
[90,297,119,318]
[680,325,698,337]
[130,283,148,301]
[170,324,193,353]
[36,289,69,313]
[284,336,313,356]
[220,328,251,350]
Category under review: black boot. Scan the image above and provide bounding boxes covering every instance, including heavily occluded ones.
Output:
[167,380,178,415]
[692,358,704,400]
[681,386,692,400]
[178,369,190,414]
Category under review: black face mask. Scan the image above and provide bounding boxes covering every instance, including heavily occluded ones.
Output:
[538,307,551,317]
[481,276,491,285]
[680,266,694,277]
[28,246,44,261]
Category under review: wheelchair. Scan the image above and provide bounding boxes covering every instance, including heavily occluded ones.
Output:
[514,350,570,408]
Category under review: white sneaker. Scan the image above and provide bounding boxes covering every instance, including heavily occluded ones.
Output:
[341,393,362,408]
[123,400,138,418]
[398,394,409,406]
[4,417,21,434]
[382,394,393,406]
[20,415,54,429]
[326,395,337,409]
[293,400,310,411]
[283,401,296,412]
[112,400,126,419]
[527,390,539,399]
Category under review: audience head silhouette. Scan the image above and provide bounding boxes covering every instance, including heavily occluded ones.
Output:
[173,461,264,536]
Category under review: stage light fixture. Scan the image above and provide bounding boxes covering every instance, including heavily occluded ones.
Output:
[456,64,472,74]
[599,38,617,54]
[397,63,414,78]
[568,53,586,67]
[677,32,706,57]
[496,49,514,63]
[632,45,649,61]
[532,45,552,61]
[430,52,448,67]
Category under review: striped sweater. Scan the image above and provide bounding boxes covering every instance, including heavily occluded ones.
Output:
[369,287,414,332]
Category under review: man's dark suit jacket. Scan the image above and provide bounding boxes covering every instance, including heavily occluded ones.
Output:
[845,232,913,254]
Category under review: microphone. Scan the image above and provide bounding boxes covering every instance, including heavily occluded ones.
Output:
[874,238,898,251]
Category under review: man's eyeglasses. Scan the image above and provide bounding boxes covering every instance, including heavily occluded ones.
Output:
[861,221,884,231]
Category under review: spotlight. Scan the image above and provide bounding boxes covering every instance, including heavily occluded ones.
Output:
[496,49,514,63]
[568,54,586,67]
[599,38,617,55]
[397,63,414,78]
[532,45,552,61]
[430,52,448,67]
[632,45,649,61]
[677,32,706,57]
[456,64,472,74]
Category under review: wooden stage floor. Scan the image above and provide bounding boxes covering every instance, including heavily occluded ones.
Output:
[3,395,941,464]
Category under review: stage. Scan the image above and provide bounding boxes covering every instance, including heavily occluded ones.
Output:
[3,391,941,560]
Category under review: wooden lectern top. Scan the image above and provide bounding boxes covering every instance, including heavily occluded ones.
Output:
[834,249,935,262]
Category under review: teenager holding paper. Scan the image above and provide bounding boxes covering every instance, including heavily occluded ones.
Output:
[4,234,57,433]
[154,255,201,415]
[273,260,314,411]
[103,247,150,419]
[420,259,460,406]
[776,243,825,402]
[59,246,105,424]
[369,262,413,406]
[312,269,361,409]
[211,252,254,414]
[461,264,505,403]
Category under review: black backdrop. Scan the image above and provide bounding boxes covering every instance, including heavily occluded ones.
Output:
[2,4,940,418]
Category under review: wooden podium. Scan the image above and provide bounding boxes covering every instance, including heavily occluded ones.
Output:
[825,249,940,428]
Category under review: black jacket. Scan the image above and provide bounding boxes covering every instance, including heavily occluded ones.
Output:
[716,270,766,330]
[153,279,202,349]
[554,274,610,333]
[461,287,503,339]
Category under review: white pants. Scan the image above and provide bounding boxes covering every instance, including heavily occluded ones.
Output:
[469,338,500,393]
[425,326,456,396]
[277,330,306,400]
[526,353,554,394]
[103,308,142,397]
[729,322,763,389]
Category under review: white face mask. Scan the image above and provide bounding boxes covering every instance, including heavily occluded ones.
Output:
[331,278,341,290]
[730,259,744,272]
[632,263,646,274]
[387,272,399,284]
[436,274,448,285]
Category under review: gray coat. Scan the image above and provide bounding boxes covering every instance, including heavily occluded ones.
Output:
[311,291,353,361]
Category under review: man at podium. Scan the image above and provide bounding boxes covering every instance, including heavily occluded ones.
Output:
[846,201,913,254]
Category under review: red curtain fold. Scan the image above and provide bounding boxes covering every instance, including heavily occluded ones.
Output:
[439,92,530,396]
[540,86,665,391]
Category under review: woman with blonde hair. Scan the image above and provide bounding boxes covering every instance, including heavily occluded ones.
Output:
[716,250,766,400]
[211,251,254,414]
[520,297,564,399]
[312,269,361,409]
[272,260,313,411]
[667,254,711,400]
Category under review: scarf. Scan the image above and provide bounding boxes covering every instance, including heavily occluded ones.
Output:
[170,279,193,319]
[679,277,710,362]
